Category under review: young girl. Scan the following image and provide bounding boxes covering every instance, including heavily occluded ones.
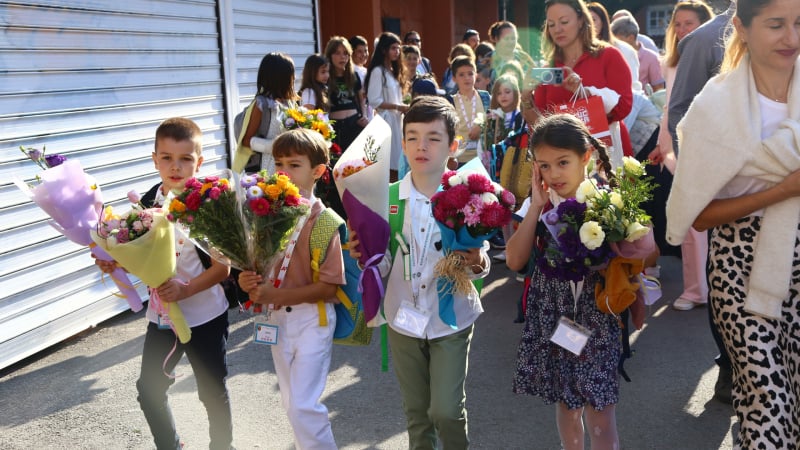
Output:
[365,32,407,181]
[234,52,298,174]
[401,45,421,83]
[485,73,524,262]
[299,53,330,111]
[507,114,621,450]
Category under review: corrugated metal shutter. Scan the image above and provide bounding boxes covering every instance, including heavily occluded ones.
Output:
[0,0,230,369]
[222,0,318,117]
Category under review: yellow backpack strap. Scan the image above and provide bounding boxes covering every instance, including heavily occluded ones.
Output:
[232,99,257,173]
[309,209,347,326]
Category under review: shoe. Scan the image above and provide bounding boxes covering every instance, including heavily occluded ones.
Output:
[492,251,506,262]
[672,297,706,311]
[489,234,506,249]
[713,367,733,405]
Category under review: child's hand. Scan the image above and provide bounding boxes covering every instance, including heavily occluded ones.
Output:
[93,257,118,274]
[531,162,548,210]
[347,221,362,260]
[238,271,263,295]
[454,247,484,273]
[468,125,481,141]
[155,278,188,303]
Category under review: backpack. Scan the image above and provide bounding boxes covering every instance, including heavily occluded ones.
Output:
[309,208,373,346]
[232,95,272,173]
[141,183,245,310]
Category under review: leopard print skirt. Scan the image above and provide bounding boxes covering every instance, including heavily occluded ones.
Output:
[709,216,800,449]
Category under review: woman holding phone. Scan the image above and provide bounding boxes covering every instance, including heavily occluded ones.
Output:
[522,0,633,159]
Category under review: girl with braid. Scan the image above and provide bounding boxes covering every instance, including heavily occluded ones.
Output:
[506,114,621,450]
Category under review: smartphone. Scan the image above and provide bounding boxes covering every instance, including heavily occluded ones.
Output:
[530,67,564,85]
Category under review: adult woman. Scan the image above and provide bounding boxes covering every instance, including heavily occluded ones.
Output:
[491,21,536,85]
[666,0,800,447]
[524,0,633,161]
[655,1,714,311]
[365,32,407,180]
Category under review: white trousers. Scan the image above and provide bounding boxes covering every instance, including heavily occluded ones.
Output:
[270,302,337,450]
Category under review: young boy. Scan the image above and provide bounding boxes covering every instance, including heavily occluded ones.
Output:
[350,96,490,448]
[450,55,491,165]
[95,117,233,450]
[238,128,345,450]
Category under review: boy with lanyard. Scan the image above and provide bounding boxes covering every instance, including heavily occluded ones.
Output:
[349,96,490,448]
[238,128,345,450]
[95,117,233,450]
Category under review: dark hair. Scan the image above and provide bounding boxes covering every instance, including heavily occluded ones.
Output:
[155,117,203,155]
[300,53,329,111]
[475,42,495,60]
[530,114,613,181]
[348,35,368,49]
[488,22,502,42]
[402,44,421,58]
[722,0,770,73]
[324,36,357,102]
[403,30,421,44]
[448,43,475,63]
[365,32,404,97]
[586,2,612,42]
[272,128,329,168]
[257,52,297,101]
[450,55,476,76]
[542,0,606,64]
[463,29,479,42]
[403,96,458,144]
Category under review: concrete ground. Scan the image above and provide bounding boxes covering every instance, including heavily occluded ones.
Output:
[0,254,736,449]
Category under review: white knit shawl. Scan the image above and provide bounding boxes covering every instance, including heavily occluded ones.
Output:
[666,56,800,320]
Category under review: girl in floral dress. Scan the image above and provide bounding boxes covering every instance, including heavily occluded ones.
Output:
[506,114,621,450]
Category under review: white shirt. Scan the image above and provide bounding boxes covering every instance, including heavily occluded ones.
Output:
[376,174,490,339]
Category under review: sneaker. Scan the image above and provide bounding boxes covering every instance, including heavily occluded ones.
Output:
[489,234,506,249]
[492,251,506,262]
[672,297,706,311]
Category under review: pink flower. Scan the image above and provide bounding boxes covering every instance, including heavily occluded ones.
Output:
[208,187,221,200]
[185,178,202,190]
[467,173,493,193]
[501,189,516,206]
[127,190,141,204]
[463,195,484,226]
[185,191,202,211]
[204,176,219,183]
[116,228,130,243]
[132,220,144,232]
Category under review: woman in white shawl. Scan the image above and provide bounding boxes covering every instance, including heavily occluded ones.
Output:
[666,0,800,447]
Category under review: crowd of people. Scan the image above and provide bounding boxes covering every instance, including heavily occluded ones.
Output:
[93,0,800,448]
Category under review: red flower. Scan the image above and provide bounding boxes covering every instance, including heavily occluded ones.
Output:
[441,170,458,188]
[249,198,271,216]
[284,194,300,207]
[467,173,493,193]
[447,184,472,210]
[329,143,342,156]
[185,191,202,211]
[481,202,512,228]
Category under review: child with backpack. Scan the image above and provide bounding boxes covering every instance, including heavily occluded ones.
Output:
[95,117,233,450]
[349,96,490,448]
[238,128,345,450]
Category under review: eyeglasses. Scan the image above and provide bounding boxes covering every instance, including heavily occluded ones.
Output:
[407,38,421,44]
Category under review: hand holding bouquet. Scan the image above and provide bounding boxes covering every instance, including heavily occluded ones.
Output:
[431,168,515,328]
[167,170,310,312]
[91,205,190,343]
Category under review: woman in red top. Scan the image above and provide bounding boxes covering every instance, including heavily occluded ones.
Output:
[523,0,633,158]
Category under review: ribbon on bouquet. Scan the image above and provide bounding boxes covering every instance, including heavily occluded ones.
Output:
[148,281,192,378]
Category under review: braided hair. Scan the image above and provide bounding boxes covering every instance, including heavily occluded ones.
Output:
[530,113,615,186]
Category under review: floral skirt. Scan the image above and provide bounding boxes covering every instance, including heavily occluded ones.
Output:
[513,269,621,410]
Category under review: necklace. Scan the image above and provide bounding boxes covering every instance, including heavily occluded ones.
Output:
[456,91,478,127]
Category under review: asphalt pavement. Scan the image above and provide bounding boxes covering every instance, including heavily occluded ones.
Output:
[0,253,737,449]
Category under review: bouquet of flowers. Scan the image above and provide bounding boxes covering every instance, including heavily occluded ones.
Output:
[431,166,515,328]
[540,156,656,317]
[281,106,336,142]
[14,146,144,312]
[91,205,190,343]
[332,116,392,324]
[167,170,310,312]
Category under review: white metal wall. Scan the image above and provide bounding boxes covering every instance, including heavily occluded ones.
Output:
[0,0,317,369]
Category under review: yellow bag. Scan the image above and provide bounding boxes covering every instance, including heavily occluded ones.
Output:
[499,143,532,203]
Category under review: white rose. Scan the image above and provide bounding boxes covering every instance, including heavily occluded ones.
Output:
[625,222,650,242]
[579,221,605,250]
[622,156,644,177]
[481,192,498,204]
[575,179,598,203]
[609,192,623,209]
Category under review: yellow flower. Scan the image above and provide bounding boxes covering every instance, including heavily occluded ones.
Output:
[285,185,300,198]
[102,205,119,221]
[264,184,282,201]
[289,109,306,123]
[275,174,290,190]
[200,182,212,195]
[219,179,229,186]
[169,198,186,213]
[257,182,268,193]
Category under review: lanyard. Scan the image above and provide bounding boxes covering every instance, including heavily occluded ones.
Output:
[408,198,435,303]
[570,280,584,319]
[456,91,479,127]
[271,213,310,288]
